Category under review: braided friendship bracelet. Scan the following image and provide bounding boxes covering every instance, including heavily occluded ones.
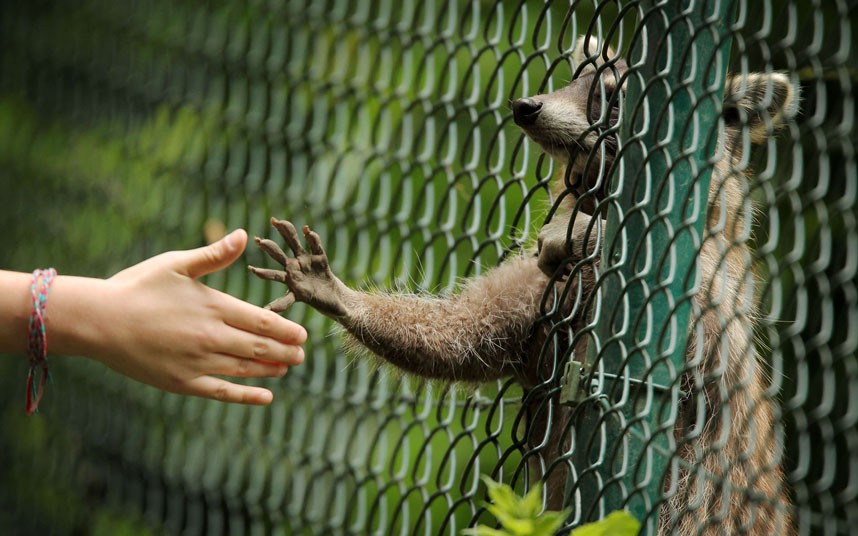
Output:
[26,268,57,415]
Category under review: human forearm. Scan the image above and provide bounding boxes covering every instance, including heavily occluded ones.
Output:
[0,272,131,363]
[0,270,36,355]
[1,271,175,361]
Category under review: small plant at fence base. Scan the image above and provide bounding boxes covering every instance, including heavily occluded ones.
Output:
[463,477,639,536]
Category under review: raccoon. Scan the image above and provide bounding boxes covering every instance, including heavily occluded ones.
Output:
[250,36,798,535]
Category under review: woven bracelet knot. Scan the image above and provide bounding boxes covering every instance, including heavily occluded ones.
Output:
[26,267,57,415]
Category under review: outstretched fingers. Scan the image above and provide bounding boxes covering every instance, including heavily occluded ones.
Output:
[254,237,290,266]
[265,293,296,313]
[251,217,347,319]
[248,265,287,283]
[303,226,326,256]
[187,376,274,405]
[271,218,306,256]
[248,267,297,311]
[208,354,290,379]
[251,218,327,313]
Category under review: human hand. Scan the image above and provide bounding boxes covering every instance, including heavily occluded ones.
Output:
[50,229,307,405]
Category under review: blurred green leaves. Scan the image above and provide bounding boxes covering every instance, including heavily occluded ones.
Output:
[463,477,568,536]
[570,511,640,536]
[0,96,222,274]
[463,476,639,536]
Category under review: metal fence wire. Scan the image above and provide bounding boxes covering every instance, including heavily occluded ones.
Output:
[0,0,855,535]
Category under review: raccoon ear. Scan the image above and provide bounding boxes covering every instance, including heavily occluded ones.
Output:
[722,72,800,143]
[572,35,618,72]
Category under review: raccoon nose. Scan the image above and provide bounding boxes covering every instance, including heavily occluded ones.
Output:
[512,98,543,126]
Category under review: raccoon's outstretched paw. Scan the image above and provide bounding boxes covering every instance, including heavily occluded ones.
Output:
[249,218,351,320]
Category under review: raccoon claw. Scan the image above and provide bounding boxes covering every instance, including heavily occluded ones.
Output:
[251,218,351,320]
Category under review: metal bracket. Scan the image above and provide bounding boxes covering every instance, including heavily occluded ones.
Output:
[559,360,586,405]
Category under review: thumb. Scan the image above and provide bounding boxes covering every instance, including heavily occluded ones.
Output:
[180,229,248,279]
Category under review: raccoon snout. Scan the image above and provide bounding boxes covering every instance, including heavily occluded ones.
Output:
[512,98,543,126]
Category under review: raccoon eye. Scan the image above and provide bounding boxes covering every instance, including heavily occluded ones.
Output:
[592,85,619,106]
[607,88,623,109]
[589,87,601,101]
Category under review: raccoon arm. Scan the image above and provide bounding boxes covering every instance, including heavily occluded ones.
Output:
[336,256,550,382]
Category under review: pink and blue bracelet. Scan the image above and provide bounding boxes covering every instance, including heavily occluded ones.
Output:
[26,268,57,415]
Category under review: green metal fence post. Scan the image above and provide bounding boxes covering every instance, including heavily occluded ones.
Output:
[569,0,736,530]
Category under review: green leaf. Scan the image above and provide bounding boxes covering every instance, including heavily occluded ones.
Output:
[471,477,573,536]
[520,483,545,517]
[531,512,568,535]
[485,504,533,534]
[461,528,509,536]
[571,511,640,536]
[481,475,524,513]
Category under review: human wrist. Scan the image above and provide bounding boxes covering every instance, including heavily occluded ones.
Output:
[24,269,58,414]
[45,275,116,361]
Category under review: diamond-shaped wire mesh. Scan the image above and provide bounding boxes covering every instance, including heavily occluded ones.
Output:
[0,1,855,535]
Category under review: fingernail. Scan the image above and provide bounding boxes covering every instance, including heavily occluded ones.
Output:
[223,229,238,251]
[279,366,289,377]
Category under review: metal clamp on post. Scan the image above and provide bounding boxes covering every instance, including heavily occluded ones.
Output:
[559,359,586,406]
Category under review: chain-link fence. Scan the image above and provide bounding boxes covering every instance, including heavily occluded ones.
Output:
[0,1,855,535]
